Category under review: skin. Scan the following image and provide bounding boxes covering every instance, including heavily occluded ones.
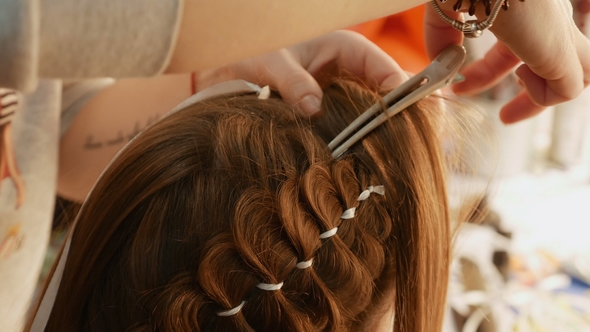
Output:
[369,300,396,332]
[194,31,408,115]
[58,74,191,202]
[57,31,408,202]
[167,0,590,123]
[425,0,590,123]
[165,0,421,73]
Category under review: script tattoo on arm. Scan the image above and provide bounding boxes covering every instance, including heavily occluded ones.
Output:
[82,114,160,150]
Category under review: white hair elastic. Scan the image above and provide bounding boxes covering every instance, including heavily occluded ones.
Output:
[296,259,313,269]
[358,185,385,201]
[319,227,338,239]
[217,300,247,317]
[340,207,356,219]
[214,183,384,318]
[29,78,392,325]
[217,282,284,317]
[256,282,284,291]
[340,185,385,220]
[30,80,271,330]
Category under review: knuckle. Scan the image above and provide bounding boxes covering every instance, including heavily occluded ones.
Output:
[332,29,367,43]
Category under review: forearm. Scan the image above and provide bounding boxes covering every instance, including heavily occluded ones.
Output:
[58,74,191,202]
[165,0,429,73]
[3,0,429,90]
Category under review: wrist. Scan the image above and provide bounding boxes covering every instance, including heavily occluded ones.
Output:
[478,0,528,36]
[433,0,528,39]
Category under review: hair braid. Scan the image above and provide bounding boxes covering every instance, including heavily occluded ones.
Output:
[192,159,389,331]
[299,163,379,320]
[330,161,388,279]
[44,79,464,332]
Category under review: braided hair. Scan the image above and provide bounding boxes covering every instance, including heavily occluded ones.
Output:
[45,79,461,331]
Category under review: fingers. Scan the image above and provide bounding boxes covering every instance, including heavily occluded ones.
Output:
[296,30,408,90]
[267,54,324,116]
[432,0,590,125]
[514,64,576,106]
[500,30,590,124]
[498,90,545,124]
[250,49,324,116]
[283,30,410,113]
[332,31,408,90]
[423,4,464,60]
[525,49,585,107]
[518,26,590,113]
[198,30,412,116]
[452,42,521,96]
[195,50,323,116]
[512,0,589,111]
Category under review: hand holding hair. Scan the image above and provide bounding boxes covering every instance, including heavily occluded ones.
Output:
[38,77,473,332]
[192,30,408,116]
[425,0,590,123]
[55,32,406,202]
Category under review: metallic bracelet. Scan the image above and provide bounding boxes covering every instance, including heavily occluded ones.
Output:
[430,0,513,38]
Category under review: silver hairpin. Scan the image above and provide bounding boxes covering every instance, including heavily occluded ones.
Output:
[328,45,466,158]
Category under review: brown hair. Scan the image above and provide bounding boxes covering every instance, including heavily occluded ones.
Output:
[44,79,463,331]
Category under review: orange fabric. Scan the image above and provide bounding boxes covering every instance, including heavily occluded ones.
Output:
[349,5,429,74]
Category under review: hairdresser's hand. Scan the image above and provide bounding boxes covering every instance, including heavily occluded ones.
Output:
[424,0,590,124]
[194,30,408,116]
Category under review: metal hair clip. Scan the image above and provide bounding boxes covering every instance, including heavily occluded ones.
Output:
[328,44,467,158]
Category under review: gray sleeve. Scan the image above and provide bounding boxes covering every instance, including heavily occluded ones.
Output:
[0,0,39,92]
[0,0,182,92]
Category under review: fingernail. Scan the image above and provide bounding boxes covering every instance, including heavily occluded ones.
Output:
[298,95,321,116]
[452,73,465,84]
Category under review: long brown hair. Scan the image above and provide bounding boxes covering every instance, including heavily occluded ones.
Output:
[45,79,463,331]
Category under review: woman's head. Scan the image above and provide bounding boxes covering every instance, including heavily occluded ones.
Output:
[45,79,457,331]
